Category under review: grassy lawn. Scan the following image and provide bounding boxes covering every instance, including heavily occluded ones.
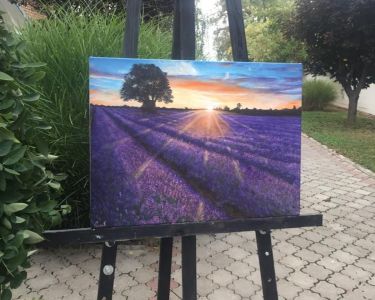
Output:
[302,111,375,172]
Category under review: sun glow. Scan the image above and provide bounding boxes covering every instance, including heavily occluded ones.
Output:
[206,102,218,111]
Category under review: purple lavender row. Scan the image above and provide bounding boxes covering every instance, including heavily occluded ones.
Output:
[106,108,299,217]
[221,115,301,160]
[115,107,194,124]
[222,115,301,144]
[91,107,228,227]
[117,111,299,168]
[111,109,298,183]
[221,119,300,161]
[223,114,301,132]
[124,109,300,139]
[222,114,301,140]
[115,108,300,163]
[109,109,299,216]
[112,109,299,184]
[91,106,140,226]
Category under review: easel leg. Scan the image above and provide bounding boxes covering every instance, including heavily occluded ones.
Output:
[256,230,278,300]
[157,237,174,300]
[182,235,197,300]
[97,242,118,300]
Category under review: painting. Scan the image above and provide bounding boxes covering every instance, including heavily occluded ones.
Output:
[90,57,302,228]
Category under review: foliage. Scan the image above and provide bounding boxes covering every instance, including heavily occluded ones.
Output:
[20,7,172,227]
[245,20,306,62]
[214,0,306,62]
[121,64,173,111]
[293,0,375,123]
[12,0,174,20]
[302,79,337,111]
[0,15,68,299]
[303,111,375,172]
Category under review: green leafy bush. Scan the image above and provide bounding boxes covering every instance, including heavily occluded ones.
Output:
[0,15,68,299]
[245,20,307,63]
[20,8,172,227]
[244,0,307,63]
[302,79,338,111]
[214,0,307,62]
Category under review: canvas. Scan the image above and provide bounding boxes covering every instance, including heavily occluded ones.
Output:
[90,57,302,228]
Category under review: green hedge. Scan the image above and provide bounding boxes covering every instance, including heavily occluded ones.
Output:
[0,15,69,299]
[20,8,172,228]
[302,79,337,111]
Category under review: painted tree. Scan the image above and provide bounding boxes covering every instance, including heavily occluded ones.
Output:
[293,0,375,123]
[120,64,173,111]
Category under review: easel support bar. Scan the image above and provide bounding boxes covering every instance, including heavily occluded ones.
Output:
[256,231,278,300]
[157,237,174,300]
[97,242,118,300]
[123,0,142,57]
[43,215,322,246]
[182,235,197,300]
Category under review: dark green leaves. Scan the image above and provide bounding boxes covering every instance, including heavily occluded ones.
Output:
[4,203,28,216]
[0,174,6,191]
[22,230,44,244]
[12,62,46,69]
[36,139,49,157]
[3,146,27,165]
[22,94,40,102]
[0,128,19,143]
[0,100,15,110]
[293,0,375,122]
[0,288,12,300]
[23,71,46,84]
[0,72,13,81]
[0,13,69,296]
[9,271,26,289]
[0,141,13,156]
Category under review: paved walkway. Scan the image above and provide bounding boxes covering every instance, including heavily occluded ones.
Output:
[14,136,375,299]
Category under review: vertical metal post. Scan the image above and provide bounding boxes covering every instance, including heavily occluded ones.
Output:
[97,2,142,299]
[158,0,196,300]
[227,2,279,298]
[256,231,278,300]
[178,0,195,60]
[97,242,118,300]
[172,0,195,60]
[173,1,198,299]
[123,0,142,57]
[172,0,181,59]
[225,0,248,61]
[182,235,197,300]
[157,237,174,300]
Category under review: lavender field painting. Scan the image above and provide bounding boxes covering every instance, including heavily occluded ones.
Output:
[90,57,302,228]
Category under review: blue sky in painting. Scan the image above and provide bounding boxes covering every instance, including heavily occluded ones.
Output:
[89,57,302,109]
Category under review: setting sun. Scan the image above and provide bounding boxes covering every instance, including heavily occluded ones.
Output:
[206,102,218,111]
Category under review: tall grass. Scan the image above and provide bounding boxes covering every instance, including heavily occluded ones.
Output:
[21,8,172,227]
[302,79,338,111]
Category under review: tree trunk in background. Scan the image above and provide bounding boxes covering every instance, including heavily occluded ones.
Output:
[347,93,359,124]
[344,67,367,125]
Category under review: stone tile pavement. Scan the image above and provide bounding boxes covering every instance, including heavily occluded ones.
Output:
[14,136,375,299]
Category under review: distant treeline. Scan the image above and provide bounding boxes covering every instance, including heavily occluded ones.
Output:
[92,104,302,116]
[215,106,302,116]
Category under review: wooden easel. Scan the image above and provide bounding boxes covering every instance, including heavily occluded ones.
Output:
[43,1,322,299]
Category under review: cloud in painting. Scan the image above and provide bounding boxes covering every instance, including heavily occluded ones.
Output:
[162,61,199,76]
